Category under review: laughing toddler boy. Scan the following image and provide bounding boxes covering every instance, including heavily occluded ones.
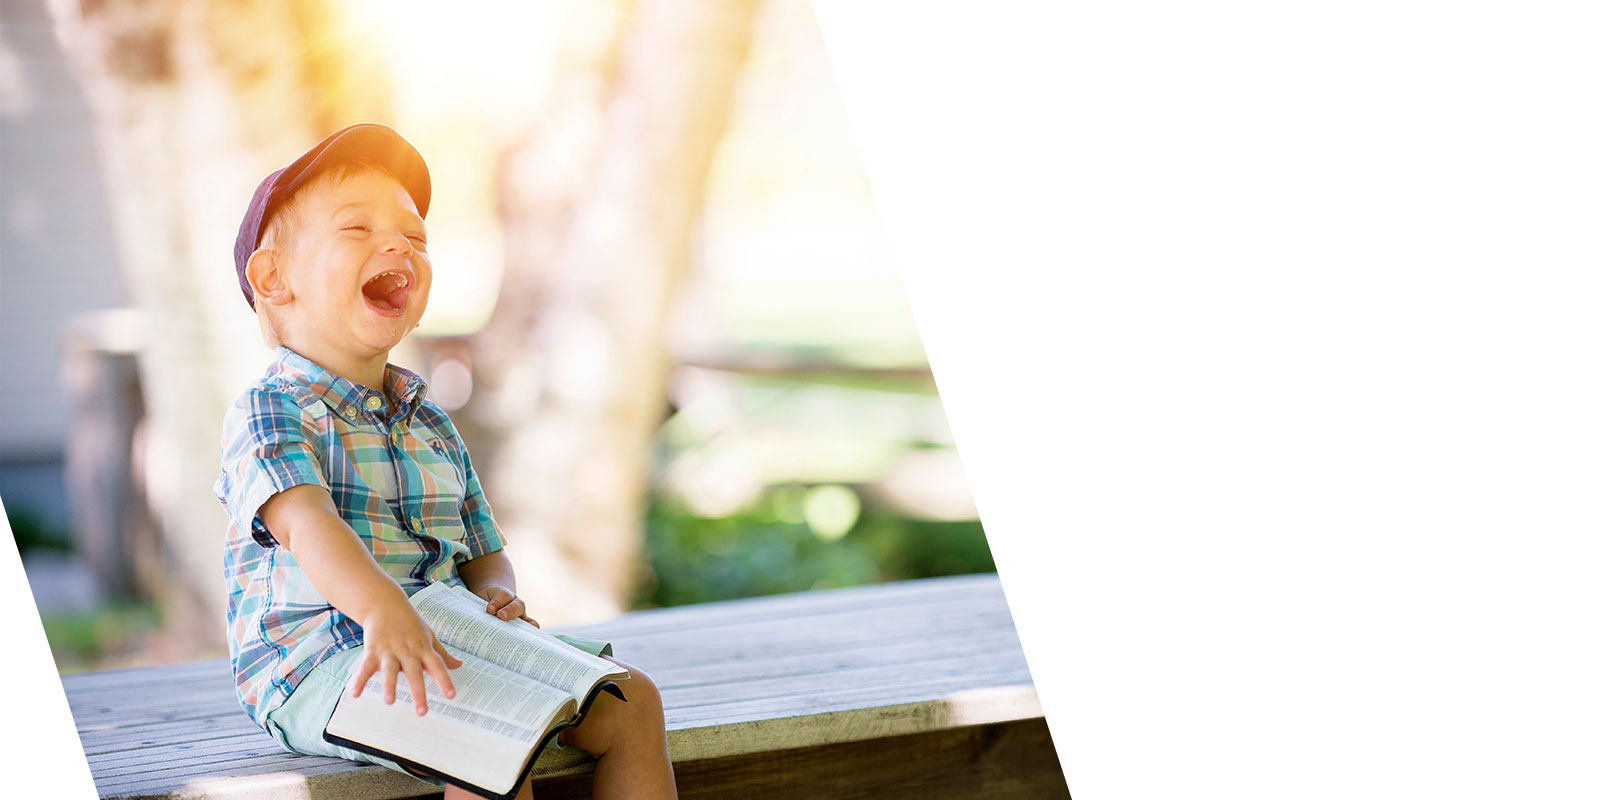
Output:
[215,124,676,800]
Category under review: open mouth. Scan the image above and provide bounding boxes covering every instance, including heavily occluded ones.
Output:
[361,270,411,316]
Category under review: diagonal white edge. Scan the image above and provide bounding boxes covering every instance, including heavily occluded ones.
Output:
[807,0,1074,787]
[1,498,102,798]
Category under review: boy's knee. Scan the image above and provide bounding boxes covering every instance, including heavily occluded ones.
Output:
[560,660,666,756]
[616,662,664,719]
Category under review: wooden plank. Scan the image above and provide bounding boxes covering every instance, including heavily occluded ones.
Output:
[66,672,232,704]
[61,575,1007,704]
[599,580,1006,637]
[59,584,1001,703]
[69,613,1019,720]
[63,600,1016,714]
[645,625,1023,689]
[72,625,1023,734]
[75,706,242,732]
[569,578,1007,640]
[659,684,1044,765]
[665,673,1039,730]
[83,656,1032,775]
[65,575,1046,799]
[76,714,261,753]
[88,733,271,771]
[607,607,1019,668]
[71,688,242,725]
[94,754,353,796]
[530,718,1070,800]
[74,704,242,734]
[62,658,229,692]
[556,574,1005,638]
[67,594,1020,733]
[94,749,297,789]
[96,758,431,800]
[90,685,1045,799]
[175,764,432,800]
[77,648,1030,779]
[657,654,1031,716]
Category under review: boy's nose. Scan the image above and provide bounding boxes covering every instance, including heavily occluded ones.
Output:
[380,233,413,256]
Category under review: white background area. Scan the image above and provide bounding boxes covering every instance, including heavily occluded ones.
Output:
[814,1,1597,798]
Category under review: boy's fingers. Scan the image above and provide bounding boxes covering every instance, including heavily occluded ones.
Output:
[351,658,377,698]
[401,659,428,715]
[498,597,525,620]
[424,652,456,699]
[382,659,399,705]
[436,640,464,669]
[520,614,540,628]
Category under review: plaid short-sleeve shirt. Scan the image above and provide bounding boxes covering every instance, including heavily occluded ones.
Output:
[215,346,504,728]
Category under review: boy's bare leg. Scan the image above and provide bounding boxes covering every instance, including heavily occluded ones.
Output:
[557,656,677,800]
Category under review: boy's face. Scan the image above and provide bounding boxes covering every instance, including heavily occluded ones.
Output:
[277,169,432,362]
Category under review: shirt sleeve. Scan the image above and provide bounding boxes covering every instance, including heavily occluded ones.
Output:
[217,387,330,548]
[436,412,505,559]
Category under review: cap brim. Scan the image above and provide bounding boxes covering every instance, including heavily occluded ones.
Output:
[282,124,431,218]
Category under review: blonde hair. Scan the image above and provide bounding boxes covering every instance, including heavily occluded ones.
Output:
[250,161,400,348]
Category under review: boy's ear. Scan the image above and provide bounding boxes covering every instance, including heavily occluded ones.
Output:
[245,248,293,305]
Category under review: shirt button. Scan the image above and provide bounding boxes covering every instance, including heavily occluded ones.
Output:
[410,516,423,530]
[390,428,403,445]
[365,395,384,412]
[342,405,357,418]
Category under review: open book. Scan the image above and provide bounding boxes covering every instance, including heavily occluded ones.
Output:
[323,581,629,800]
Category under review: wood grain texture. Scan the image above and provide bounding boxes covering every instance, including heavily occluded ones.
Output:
[526,719,1071,800]
[58,574,1065,799]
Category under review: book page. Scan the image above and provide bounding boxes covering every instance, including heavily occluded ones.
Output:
[326,700,524,795]
[394,653,576,741]
[327,651,576,796]
[412,581,629,698]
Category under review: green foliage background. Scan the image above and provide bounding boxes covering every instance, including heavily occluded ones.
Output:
[633,485,994,608]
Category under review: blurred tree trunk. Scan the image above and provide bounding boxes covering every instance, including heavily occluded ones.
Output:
[461,0,762,622]
[50,0,390,654]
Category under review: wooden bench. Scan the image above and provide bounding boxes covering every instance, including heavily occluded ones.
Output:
[62,574,1069,799]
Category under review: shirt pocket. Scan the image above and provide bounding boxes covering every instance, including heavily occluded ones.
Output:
[336,430,406,542]
[414,435,470,540]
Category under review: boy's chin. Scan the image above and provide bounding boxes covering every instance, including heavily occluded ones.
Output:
[355,314,420,349]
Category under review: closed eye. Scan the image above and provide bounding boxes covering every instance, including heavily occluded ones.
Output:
[342,224,372,233]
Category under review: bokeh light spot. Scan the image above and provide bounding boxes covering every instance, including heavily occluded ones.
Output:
[429,359,474,410]
[803,484,859,541]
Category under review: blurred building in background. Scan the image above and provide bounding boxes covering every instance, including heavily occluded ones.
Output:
[0,0,990,673]
[1,0,136,620]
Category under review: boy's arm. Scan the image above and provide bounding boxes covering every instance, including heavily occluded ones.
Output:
[456,548,539,627]
[259,484,463,713]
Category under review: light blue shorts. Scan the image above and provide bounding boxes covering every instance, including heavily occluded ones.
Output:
[261,634,614,787]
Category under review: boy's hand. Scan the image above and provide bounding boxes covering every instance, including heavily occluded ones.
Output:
[350,599,463,715]
[474,586,540,628]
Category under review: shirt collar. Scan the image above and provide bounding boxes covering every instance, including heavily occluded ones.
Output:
[267,346,429,422]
